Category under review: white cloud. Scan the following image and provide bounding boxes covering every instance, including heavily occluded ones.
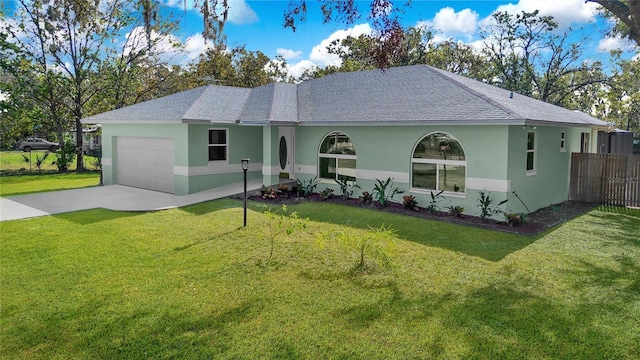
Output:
[278,23,373,79]
[225,0,258,24]
[276,48,302,60]
[182,33,216,62]
[163,0,257,24]
[122,26,212,65]
[493,0,598,28]
[286,60,316,80]
[598,36,638,52]
[432,7,478,36]
[308,23,372,67]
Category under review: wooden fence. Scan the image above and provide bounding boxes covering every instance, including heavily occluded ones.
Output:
[569,153,640,208]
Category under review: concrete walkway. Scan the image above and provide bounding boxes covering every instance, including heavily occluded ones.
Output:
[0,179,263,221]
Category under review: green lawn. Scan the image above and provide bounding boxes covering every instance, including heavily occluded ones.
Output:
[1,199,638,359]
[0,151,101,197]
[0,172,101,197]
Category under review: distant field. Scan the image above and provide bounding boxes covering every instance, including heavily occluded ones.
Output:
[0,151,100,196]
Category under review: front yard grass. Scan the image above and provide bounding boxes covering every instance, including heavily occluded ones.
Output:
[0,172,100,197]
[1,200,638,359]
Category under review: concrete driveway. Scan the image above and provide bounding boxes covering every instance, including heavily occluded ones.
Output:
[0,179,262,221]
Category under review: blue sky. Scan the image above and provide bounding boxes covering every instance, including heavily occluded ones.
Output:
[3,0,638,78]
[155,0,637,77]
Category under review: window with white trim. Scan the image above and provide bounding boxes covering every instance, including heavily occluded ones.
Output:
[208,129,227,161]
[318,132,356,181]
[411,132,466,193]
[526,131,536,172]
[560,131,566,152]
[580,132,590,153]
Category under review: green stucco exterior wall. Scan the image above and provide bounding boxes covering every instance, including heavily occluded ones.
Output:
[505,125,592,213]
[101,121,594,215]
[101,123,263,195]
[293,124,587,217]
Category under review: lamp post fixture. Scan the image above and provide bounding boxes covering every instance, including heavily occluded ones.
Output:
[241,158,250,227]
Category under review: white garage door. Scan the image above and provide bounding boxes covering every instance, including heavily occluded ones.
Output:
[116,137,174,193]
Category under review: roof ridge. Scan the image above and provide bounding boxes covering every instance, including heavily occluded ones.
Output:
[423,65,520,120]
[181,85,213,120]
[264,83,276,121]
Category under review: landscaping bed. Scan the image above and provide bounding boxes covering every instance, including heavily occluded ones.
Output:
[250,190,597,236]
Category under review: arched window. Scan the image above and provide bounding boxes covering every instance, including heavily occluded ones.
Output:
[319,132,356,182]
[412,132,466,193]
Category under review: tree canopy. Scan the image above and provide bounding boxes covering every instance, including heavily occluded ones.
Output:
[587,0,640,47]
[1,0,639,153]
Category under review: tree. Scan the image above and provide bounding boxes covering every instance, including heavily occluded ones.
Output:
[3,0,178,170]
[603,55,640,134]
[186,45,282,88]
[86,16,181,114]
[1,3,73,167]
[480,10,609,105]
[298,26,487,81]
[161,0,407,68]
[587,0,640,47]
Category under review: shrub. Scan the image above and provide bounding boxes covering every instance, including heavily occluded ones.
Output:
[54,136,76,172]
[505,212,526,226]
[260,185,277,199]
[88,146,102,170]
[320,187,334,200]
[296,176,318,198]
[335,178,360,200]
[447,205,465,217]
[34,152,50,171]
[373,177,404,207]
[262,205,306,262]
[277,184,289,198]
[402,195,419,211]
[477,190,508,221]
[426,190,445,213]
[360,191,373,205]
[323,225,397,271]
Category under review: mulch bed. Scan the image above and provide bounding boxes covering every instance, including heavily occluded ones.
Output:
[248,191,597,236]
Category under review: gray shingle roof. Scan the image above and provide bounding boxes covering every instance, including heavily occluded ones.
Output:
[240,82,298,123]
[82,85,250,124]
[82,65,606,128]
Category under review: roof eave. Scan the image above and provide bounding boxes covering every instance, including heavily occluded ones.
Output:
[297,119,526,126]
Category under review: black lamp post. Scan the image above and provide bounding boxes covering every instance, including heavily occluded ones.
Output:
[241,158,250,226]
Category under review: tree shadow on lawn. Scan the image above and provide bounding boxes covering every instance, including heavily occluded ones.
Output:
[584,206,640,247]
[572,255,640,297]
[333,281,630,358]
[13,298,266,359]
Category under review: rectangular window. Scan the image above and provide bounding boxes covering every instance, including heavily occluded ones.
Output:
[337,158,356,181]
[560,131,566,152]
[438,164,466,193]
[526,131,535,173]
[319,157,336,179]
[208,129,227,161]
[412,163,437,190]
[580,132,590,153]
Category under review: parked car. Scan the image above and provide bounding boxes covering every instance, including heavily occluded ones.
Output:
[16,137,59,152]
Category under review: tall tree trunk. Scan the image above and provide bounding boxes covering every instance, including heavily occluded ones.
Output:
[75,117,84,171]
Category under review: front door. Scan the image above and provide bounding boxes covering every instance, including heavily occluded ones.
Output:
[278,127,295,179]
